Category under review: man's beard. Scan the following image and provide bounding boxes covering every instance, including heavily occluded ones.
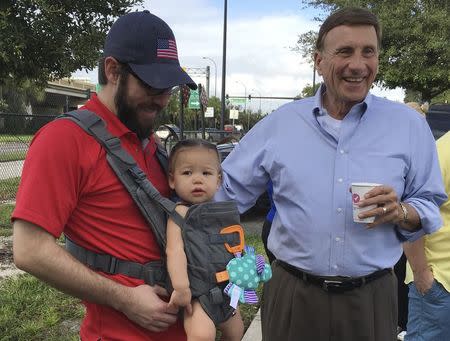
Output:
[114,76,162,140]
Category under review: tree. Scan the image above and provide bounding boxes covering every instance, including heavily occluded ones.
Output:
[0,0,143,86]
[206,96,222,128]
[300,83,322,97]
[297,0,450,102]
[292,30,318,65]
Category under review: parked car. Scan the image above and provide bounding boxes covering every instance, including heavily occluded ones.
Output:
[426,104,450,140]
[197,128,223,142]
[216,140,239,162]
[155,124,180,140]
[223,124,244,140]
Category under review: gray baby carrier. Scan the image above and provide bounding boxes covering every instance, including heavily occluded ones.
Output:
[60,110,243,324]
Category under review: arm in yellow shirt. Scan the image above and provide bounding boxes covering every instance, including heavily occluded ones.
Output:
[403,237,434,295]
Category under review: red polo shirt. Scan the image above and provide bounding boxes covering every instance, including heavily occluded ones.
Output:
[13,94,186,340]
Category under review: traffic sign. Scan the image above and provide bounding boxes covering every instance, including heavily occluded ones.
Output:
[229,109,239,119]
[188,89,200,109]
[205,107,214,118]
[229,98,246,106]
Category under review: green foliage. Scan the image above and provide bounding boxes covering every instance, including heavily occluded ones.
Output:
[0,275,84,340]
[0,203,14,228]
[297,0,450,102]
[293,30,318,65]
[0,227,11,237]
[0,150,27,162]
[157,92,225,131]
[431,89,450,104]
[207,96,223,128]
[404,89,422,103]
[0,0,143,87]
[300,83,322,97]
[0,177,20,202]
[0,79,45,114]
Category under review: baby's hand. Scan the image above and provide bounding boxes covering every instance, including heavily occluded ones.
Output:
[168,288,193,314]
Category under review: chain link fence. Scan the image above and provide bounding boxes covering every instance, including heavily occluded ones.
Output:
[0,113,58,204]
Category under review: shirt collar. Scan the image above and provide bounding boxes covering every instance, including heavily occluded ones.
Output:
[312,84,371,117]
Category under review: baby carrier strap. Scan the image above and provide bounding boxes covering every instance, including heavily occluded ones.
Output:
[65,236,167,286]
[59,109,185,246]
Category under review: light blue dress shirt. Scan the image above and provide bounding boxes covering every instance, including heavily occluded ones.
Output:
[215,87,447,277]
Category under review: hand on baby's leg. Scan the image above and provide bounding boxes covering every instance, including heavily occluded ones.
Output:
[168,288,193,315]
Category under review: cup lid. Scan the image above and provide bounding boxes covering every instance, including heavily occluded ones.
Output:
[351,182,382,187]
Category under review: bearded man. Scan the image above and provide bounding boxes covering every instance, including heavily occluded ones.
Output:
[12,11,196,341]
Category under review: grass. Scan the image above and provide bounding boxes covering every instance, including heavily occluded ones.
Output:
[0,275,84,341]
[0,177,20,202]
[0,150,27,162]
[0,135,33,143]
[238,234,266,329]
[0,203,14,236]
[0,233,267,340]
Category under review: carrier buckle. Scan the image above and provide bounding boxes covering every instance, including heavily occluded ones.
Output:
[220,225,245,254]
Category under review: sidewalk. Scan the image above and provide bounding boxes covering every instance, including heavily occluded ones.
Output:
[242,309,261,341]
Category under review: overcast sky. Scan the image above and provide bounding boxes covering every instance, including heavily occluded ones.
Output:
[73,0,405,113]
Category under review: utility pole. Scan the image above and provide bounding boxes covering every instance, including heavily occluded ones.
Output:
[220,0,227,131]
[205,66,210,99]
[202,57,217,98]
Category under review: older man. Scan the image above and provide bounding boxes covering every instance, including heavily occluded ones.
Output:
[215,7,446,341]
[13,11,196,341]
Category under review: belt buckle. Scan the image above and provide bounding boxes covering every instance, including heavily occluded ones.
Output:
[322,280,345,292]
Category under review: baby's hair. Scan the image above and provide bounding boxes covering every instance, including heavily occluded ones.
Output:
[168,139,222,174]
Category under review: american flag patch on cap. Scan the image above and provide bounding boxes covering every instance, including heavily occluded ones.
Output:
[157,38,178,60]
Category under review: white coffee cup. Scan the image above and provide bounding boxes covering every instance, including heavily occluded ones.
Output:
[351,182,381,223]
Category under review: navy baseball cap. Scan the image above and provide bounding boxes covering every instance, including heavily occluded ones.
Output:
[104,10,197,90]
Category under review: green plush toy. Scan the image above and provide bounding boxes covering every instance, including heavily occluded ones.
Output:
[223,245,272,308]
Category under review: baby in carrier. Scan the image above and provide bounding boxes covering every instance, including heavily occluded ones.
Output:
[166,139,244,341]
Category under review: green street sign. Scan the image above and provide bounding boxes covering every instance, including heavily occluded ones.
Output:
[188,89,200,109]
[230,98,246,106]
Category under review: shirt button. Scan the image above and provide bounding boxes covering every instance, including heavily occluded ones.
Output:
[337,207,343,213]
[338,178,343,183]
[333,265,338,269]
[340,149,345,154]
[335,237,341,242]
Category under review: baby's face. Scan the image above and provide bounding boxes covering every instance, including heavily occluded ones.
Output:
[169,147,221,204]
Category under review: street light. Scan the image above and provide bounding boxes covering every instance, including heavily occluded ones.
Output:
[220,0,228,131]
[251,88,262,113]
[202,57,217,98]
[235,80,248,130]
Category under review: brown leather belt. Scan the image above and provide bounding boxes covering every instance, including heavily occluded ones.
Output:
[277,260,392,293]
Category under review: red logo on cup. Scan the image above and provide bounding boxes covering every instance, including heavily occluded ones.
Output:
[352,193,360,204]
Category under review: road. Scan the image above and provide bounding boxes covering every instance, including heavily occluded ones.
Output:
[0,160,24,180]
[0,141,29,154]
[0,141,27,180]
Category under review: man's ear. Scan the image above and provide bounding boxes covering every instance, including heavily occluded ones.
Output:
[314,51,323,76]
[104,57,121,85]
